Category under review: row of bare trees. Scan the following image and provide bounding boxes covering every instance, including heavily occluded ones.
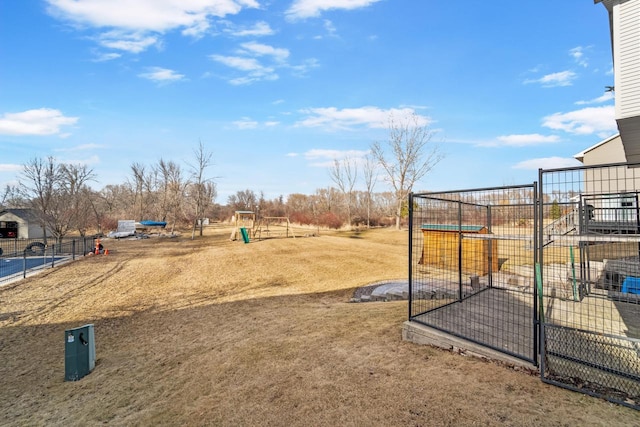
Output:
[1,144,216,241]
[329,113,443,230]
[1,114,443,236]
[222,187,399,229]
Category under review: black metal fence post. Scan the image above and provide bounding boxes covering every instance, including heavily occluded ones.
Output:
[408,193,414,320]
[457,201,463,302]
[532,180,539,367]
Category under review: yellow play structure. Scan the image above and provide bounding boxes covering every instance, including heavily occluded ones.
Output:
[229,211,296,242]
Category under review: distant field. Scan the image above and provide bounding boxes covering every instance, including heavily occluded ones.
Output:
[0,227,636,426]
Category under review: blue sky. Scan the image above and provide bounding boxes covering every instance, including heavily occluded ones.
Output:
[0,0,617,201]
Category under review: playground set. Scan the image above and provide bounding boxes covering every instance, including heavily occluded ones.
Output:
[229,211,298,243]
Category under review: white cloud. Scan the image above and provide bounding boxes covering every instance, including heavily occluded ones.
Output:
[47,0,259,30]
[575,92,614,105]
[286,0,382,20]
[323,19,338,37]
[239,42,290,61]
[63,155,101,166]
[181,19,211,38]
[55,143,104,152]
[513,157,581,170]
[542,105,616,136]
[313,20,338,39]
[139,67,186,83]
[46,0,260,52]
[296,106,431,130]
[97,30,159,53]
[524,70,577,87]
[210,53,282,84]
[232,118,280,129]
[480,134,560,148]
[289,58,320,77]
[210,39,315,85]
[0,108,78,136]
[92,51,122,62]
[211,55,264,71]
[304,149,368,159]
[0,164,23,173]
[569,46,589,68]
[226,21,274,37]
[228,74,279,85]
[303,148,369,167]
[232,118,259,129]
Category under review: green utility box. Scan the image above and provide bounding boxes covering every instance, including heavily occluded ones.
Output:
[64,324,95,381]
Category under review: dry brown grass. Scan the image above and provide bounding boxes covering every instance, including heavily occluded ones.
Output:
[0,227,637,426]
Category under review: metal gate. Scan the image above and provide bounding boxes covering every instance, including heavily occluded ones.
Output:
[538,164,640,409]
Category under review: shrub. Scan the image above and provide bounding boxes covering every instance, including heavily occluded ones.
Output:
[317,212,343,229]
[290,211,313,225]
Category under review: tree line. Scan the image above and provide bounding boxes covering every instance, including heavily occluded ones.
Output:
[1,115,443,239]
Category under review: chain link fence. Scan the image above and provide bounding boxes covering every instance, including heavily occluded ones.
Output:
[539,164,640,409]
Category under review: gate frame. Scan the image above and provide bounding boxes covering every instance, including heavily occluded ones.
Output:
[537,163,640,410]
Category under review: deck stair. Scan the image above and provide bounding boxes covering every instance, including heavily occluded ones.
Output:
[543,208,579,245]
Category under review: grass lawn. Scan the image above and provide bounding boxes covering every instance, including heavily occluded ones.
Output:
[0,227,636,426]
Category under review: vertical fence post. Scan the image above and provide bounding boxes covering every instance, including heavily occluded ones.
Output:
[72,239,76,260]
[537,170,544,368]
[532,181,539,367]
[635,193,640,261]
[51,244,56,268]
[487,205,493,289]
[408,193,414,320]
[458,201,463,302]
[22,250,27,279]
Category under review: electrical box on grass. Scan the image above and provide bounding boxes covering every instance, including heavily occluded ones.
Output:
[64,324,95,381]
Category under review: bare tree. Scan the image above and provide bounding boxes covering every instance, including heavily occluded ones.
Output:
[189,142,215,239]
[58,164,96,237]
[20,157,61,243]
[362,154,378,228]
[329,157,358,229]
[314,187,339,213]
[370,114,443,230]
[1,184,25,208]
[130,162,146,220]
[227,189,258,212]
[157,159,186,233]
[129,162,159,221]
